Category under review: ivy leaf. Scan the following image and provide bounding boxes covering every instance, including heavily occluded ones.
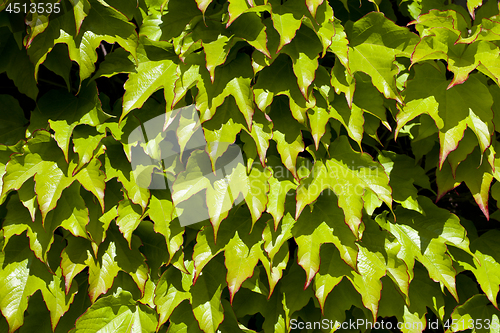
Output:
[268,96,306,178]
[154,265,192,328]
[224,218,265,302]
[227,0,252,26]
[159,0,202,41]
[192,20,236,82]
[376,197,474,301]
[349,220,389,321]
[412,27,500,87]
[231,12,271,58]
[280,261,314,329]
[196,53,255,129]
[247,109,273,168]
[269,0,309,51]
[87,224,148,302]
[292,192,358,288]
[192,206,264,297]
[322,278,368,326]
[90,48,136,81]
[70,0,138,84]
[259,242,289,296]
[148,190,184,264]
[72,126,106,171]
[265,156,297,227]
[0,34,38,100]
[281,27,322,101]
[378,151,431,213]
[396,64,493,168]
[313,244,354,312]
[61,235,93,294]
[53,183,90,239]
[29,83,109,161]
[450,230,500,308]
[0,95,27,145]
[436,148,493,219]
[103,137,150,210]
[70,0,90,34]
[166,300,203,333]
[116,198,145,247]
[346,12,419,103]
[202,97,246,170]
[295,136,392,237]
[253,54,314,123]
[73,289,157,332]
[75,158,106,216]
[448,295,500,333]
[0,234,49,333]
[191,255,226,333]
[262,289,287,333]
[122,37,177,121]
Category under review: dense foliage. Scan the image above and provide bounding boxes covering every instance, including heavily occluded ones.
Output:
[1,0,500,332]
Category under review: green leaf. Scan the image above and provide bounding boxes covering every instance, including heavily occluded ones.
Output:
[61,235,93,294]
[268,96,306,178]
[224,225,264,302]
[73,289,157,332]
[192,20,235,82]
[280,261,314,330]
[202,97,246,169]
[378,151,431,213]
[313,243,354,311]
[231,12,271,58]
[3,194,60,262]
[346,12,419,103]
[265,156,297,227]
[348,220,388,321]
[43,43,73,91]
[436,148,493,219]
[87,224,148,302]
[103,137,150,210]
[155,265,192,328]
[29,83,109,161]
[448,295,500,333]
[0,234,49,333]
[450,230,500,308]
[90,48,136,81]
[191,254,226,333]
[376,197,474,301]
[122,37,177,121]
[196,52,255,128]
[54,182,91,239]
[165,300,203,333]
[396,63,494,168]
[148,190,184,264]
[192,206,265,298]
[1,34,38,100]
[292,191,358,287]
[159,0,202,41]
[71,0,138,84]
[0,95,27,145]
[269,0,309,51]
[116,198,145,247]
[295,136,392,236]
[72,125,106,171]
[281,25,322,99]
[262,289,287,333]
[253,54,315,123]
